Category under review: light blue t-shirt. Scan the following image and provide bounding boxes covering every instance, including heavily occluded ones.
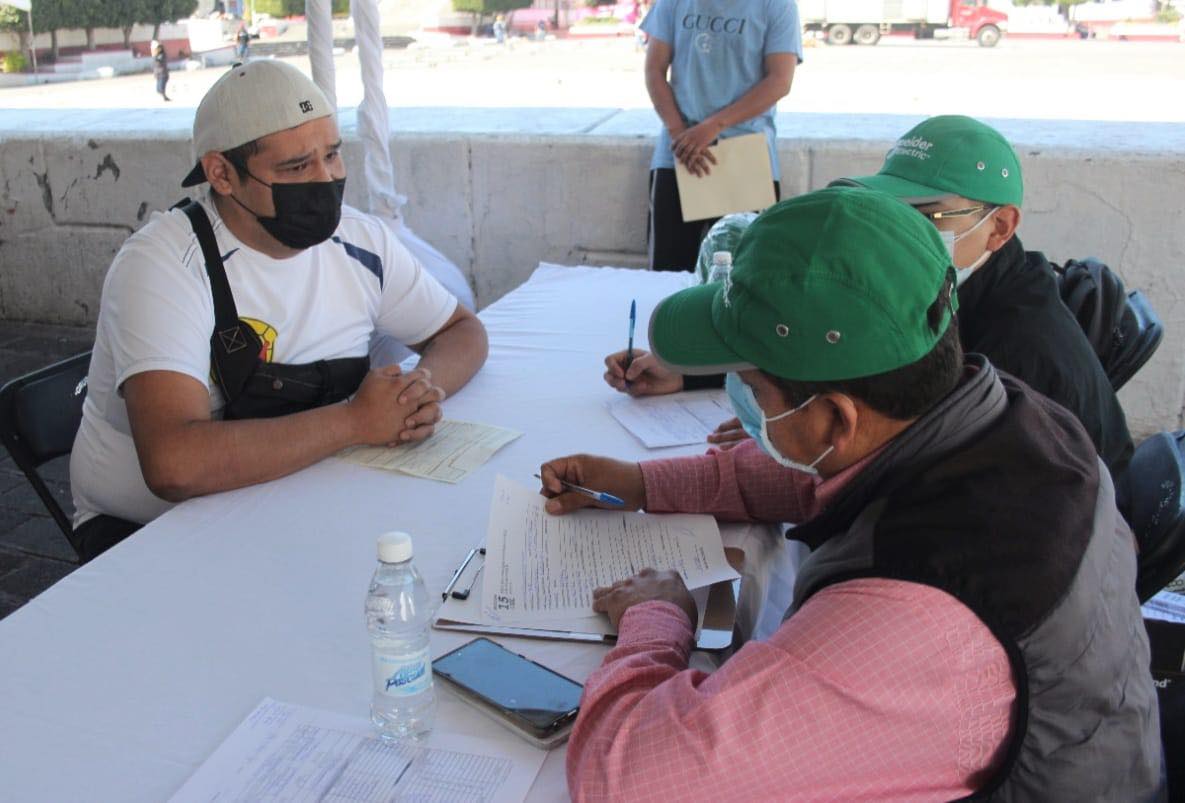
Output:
[641,0,803,174]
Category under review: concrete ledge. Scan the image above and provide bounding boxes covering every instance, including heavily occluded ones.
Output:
[1,108,1183,435]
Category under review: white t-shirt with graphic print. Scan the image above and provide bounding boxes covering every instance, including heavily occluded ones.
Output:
[70,195,458,527]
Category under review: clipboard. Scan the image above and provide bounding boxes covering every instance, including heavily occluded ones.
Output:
[433,547,743,652]
[674,131,777,222]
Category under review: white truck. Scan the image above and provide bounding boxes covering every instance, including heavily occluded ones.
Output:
[799,0,1009,47]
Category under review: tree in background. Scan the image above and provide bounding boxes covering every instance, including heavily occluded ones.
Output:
[139,0,199,41]
[93,0,149,48]
[0,5,30,56]
[452,0,532,35]
[33,0,89,60]
[252,0,350,15]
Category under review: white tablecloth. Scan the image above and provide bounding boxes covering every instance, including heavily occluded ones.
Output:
[0,265,796,802]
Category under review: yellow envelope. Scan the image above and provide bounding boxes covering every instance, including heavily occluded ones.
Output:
[674,131,777,222]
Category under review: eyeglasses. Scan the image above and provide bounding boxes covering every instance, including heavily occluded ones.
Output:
[913,205,993,222]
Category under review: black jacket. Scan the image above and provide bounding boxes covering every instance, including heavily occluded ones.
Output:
[790,357,1161,800]
[957,236,1133,483]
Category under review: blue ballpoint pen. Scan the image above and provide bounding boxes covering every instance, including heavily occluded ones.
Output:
[534,473,625,507]
[624,300,637,377]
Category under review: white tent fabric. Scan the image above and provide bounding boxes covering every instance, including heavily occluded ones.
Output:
[304,0,475,370]
[305,0,337,110]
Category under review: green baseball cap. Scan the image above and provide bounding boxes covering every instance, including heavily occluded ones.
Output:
[649,187,956,382]
[833,115,1023,207]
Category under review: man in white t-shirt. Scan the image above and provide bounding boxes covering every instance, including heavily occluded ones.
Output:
[70,61,488,559]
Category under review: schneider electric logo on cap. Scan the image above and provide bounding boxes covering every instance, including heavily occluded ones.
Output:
[888,137,934,161]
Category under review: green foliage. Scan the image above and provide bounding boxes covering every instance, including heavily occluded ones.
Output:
[0,6,27,33]
[2,50,28,72]
[30,0,83,33]
[138,0,199,27]
[451,0,532,15]
[252,0,350,15]
[1157,6,1181,22]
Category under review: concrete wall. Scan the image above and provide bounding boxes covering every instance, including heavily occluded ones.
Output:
[1,107,1183,436]
[0,23,191,55]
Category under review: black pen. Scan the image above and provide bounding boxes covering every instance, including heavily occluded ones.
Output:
[452,564,484,601]
[441,547,478,601]
[623,299,637,380]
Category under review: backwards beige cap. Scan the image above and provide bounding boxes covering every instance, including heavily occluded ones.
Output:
[182,60,334,187]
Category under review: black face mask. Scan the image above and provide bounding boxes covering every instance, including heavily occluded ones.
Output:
[232,171,345,250]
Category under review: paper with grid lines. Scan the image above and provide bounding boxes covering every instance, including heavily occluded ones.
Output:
[169,698,544,803]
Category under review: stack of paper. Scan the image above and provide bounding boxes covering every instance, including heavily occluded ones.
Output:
[341,420,522,483]
[170,698,546,803]
[1144,586,1185,624]
[607,390,733,449]
[482,475,738,628]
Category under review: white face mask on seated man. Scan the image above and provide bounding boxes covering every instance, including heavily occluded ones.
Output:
[940,207,998,286]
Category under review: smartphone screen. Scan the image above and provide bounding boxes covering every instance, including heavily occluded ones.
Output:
[434,638,583,736]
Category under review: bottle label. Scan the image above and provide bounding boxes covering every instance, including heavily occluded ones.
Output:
[373,648,433,698]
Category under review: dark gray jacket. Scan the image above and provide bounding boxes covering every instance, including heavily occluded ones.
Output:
[789,356,1162,800]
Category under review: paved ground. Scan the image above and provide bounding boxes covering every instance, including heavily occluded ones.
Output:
[1,36,1183,123]
[0,321,94,620]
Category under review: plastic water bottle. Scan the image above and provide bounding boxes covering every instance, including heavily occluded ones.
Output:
[365,531,435,741]
[708,250,732,284]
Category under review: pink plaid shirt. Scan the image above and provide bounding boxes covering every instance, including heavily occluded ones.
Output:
[566,442,1017,801]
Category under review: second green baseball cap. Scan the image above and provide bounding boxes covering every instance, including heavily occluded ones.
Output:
[833,115,1023,207]
[649,187,957,382]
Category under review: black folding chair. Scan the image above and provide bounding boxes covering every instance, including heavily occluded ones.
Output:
[0,352,91,558]
[1108,290,1164,393]
[1127,430,1185,602]
[1056,258,1164,392]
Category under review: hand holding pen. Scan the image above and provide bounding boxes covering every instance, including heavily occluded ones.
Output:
[534,474,624,507]
[536,456,646,515]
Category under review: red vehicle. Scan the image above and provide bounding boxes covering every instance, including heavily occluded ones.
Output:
[800,0,1008,47]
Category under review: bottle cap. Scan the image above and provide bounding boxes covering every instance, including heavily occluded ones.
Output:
[712,250,732,266]
[377,531,413,563]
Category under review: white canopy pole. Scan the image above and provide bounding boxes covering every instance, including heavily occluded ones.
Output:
[351,0,403,223]
[305,0,337,110]
[302,0,475,366]
[350,0,476,316]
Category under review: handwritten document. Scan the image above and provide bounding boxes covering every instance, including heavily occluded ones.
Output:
[169,698,545,803]
[482,475,739,624]
[607,390,733,448]
[341,420,522,484]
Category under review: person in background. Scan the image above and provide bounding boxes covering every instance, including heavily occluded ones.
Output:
[542,188,1162,800]
[634,1,650,51]
[606,116,1135,495]
[236,24,251,60]
[641,0,802,271]
[832,115,1133,490]
[493,14,507,44]
[152,40,170,102]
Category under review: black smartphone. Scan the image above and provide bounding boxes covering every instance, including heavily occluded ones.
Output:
[433,638,583,743]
